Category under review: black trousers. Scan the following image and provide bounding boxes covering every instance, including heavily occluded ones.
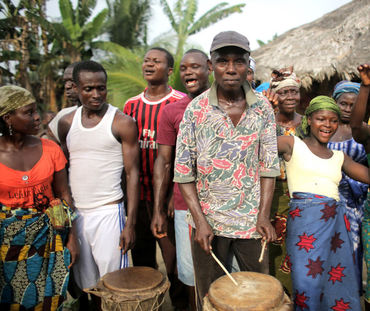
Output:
[191,229,268,310]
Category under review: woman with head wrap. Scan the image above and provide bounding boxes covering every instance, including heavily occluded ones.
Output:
[327,80,367,292]
[350,64,370,309]
[0,85,78,310]
[278,96,369,310]
[268,67,302,295]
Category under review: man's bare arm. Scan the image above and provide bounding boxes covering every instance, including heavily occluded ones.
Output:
[151,144,174,238]
[178,182,214,254]
[113,112,140,254]
[58,111,76,160]
[256,177,277,243]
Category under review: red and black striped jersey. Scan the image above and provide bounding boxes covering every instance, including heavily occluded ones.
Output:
[123,87,185,201]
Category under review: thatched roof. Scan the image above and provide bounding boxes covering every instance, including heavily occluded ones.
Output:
[252,0,370,89]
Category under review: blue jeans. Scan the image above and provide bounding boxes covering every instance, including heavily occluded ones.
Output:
[175,210,195,286]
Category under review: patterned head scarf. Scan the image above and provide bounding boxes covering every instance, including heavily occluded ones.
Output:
[332,80,360,101]
[299,96,341,137]
[0,85,35,117]
[270,66,301,92]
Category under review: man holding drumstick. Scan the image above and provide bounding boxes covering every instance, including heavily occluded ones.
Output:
[174,31,279,309]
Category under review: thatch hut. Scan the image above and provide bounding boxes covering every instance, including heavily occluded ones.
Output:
[251,0,370,113]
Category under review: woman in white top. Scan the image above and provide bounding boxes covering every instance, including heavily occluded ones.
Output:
[278,96,369,310]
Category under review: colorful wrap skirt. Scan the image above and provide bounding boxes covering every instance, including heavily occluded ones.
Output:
[286,192,361,310]
[0,204,71,310]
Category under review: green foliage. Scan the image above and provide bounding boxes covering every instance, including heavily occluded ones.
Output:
[92,41,147,109]
[104,0,151,48]
[55,0,108,61]
[158,0,245,91]
[0,0,244,111]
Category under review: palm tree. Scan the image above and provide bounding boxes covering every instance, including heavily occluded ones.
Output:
[0,0,33,89]
[35,0,108,63]
[0,0,59,111]
[25,0,108,110]
[92,41,147,109]
[159,0,245,90]
[105,0,151,49]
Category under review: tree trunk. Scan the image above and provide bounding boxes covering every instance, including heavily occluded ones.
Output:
[18,17,31,91]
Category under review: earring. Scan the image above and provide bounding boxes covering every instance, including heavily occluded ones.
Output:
[8,124,13,136]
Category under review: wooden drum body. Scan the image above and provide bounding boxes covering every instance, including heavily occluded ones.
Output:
[85,266,170,311]
[203,272,293,311]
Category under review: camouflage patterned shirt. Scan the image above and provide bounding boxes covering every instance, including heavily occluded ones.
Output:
[174,81,280,239]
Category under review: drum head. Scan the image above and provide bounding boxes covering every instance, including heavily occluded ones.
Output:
[208,272,284,311]
[102,267,164,293]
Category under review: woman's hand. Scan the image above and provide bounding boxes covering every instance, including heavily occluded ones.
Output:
[358,64,370,86]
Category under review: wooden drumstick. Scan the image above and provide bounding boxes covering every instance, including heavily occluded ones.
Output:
[210,250,238,286]
[258,240,267,263]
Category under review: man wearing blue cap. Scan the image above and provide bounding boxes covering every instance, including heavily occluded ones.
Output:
[174,31,280,308]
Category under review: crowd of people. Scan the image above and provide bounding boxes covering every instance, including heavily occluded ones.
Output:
[0,30,369,311]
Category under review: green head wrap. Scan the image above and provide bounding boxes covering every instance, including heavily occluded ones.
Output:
[299,95,341,137]
[0,85,35,117]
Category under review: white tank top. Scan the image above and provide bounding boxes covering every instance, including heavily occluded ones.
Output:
[285,136,344,201]
[67,104,124,209]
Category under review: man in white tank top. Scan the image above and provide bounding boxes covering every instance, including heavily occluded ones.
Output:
[58,61,140,309]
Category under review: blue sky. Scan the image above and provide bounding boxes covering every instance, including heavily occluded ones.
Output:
[46,0,352,51]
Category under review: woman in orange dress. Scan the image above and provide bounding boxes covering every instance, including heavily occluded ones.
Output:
[0,85,78,310]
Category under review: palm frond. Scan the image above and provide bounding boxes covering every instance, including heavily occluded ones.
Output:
[59,0,78,38]
[81,8,108,41]
[92,41,142,64]
[159,0,178,33]
[173,0,182,19]
[183,0,197,27]
[77,0,96,25]
[149,32,177,54]
[106,71,146,109]
[189,3,244,35]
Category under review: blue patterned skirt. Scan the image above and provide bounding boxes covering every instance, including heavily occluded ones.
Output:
[286,192,361,310]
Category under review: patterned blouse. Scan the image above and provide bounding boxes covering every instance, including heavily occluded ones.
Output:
[174,82,280,239]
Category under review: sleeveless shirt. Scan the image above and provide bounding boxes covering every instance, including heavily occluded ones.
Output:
[67,104,123,209]
[285,136,344,201]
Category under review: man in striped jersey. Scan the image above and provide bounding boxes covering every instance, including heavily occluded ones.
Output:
[123,47,187,309]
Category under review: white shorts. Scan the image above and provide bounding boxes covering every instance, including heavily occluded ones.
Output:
[72,202,128,289]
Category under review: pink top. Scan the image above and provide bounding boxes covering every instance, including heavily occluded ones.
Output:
[157,95,192,210]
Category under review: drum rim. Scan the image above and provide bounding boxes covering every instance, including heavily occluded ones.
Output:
[102,266,165,293]
[207,271,285,311]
